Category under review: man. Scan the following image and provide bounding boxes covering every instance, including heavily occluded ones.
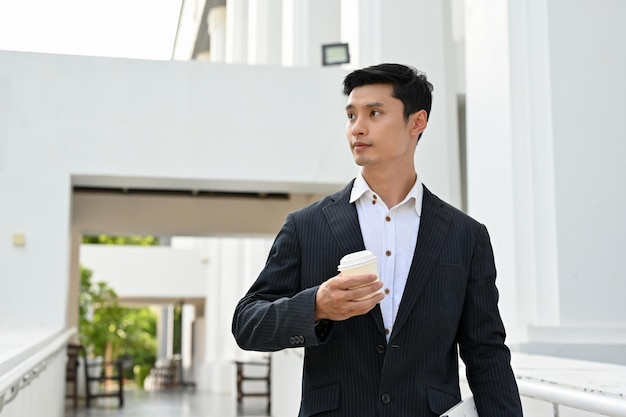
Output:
[232,63,523,416]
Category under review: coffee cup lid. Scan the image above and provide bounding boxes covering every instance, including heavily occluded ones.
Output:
[337,250,377,270]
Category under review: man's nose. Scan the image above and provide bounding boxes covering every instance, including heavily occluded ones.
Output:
[349,118,367,136]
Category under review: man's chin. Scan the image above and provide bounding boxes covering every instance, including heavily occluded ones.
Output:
[353,156,368,166]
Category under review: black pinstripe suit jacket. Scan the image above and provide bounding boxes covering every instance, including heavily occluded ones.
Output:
[232,181,523,416]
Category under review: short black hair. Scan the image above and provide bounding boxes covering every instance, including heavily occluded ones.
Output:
[343,63,433,121]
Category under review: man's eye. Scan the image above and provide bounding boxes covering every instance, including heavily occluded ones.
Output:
[371,110,381,116]
[347,113,355,120]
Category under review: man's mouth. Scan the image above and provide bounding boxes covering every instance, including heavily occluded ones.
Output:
[353,141,370,150]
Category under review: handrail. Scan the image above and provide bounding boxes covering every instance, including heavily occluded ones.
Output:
[517,377,626,417]
[0,327,75,414]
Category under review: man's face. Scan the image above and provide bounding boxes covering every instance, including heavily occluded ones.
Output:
[345,83,425,170]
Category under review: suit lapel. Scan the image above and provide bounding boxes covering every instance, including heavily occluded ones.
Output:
[390,186,452,341]
[322,181,365,255]
[322,180,385,334]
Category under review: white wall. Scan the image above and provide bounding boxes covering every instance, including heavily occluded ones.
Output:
[80,245,208,298]
[0,53,349,328]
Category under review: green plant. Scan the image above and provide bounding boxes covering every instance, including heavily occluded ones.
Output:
[79,266,157,387]
[79,267,121,358]
[82,235,160,246]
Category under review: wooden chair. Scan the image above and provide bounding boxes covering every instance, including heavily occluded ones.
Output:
[234,355,271,413]
[83,350,128,408]
[150,358,179,390]
[65,344,82,408]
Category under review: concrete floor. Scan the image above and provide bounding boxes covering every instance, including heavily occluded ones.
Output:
[65,389,271,417]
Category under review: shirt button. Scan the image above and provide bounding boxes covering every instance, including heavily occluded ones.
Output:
[373,194,378,199]
[381,394,391,404]
[385,250,391,256]
[376,344,385,354]
[384,288,390,295]
[372,200,377,205]
[385,216,391,222]
[384,328,390,335]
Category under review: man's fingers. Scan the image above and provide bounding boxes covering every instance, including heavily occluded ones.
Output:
[348,279,383,301]
[315,277,385,321]
[334,273,379,290]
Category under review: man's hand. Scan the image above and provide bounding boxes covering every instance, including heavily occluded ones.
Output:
[314,273,385,321]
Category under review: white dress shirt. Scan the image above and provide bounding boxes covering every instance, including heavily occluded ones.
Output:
[350,173,423,341]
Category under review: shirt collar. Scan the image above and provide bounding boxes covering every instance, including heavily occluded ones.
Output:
[350,172,423,216]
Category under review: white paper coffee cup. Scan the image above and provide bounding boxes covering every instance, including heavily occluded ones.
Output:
[337,250,380,301]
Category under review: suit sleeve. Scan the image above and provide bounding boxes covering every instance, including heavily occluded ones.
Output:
[457,225,523,416]
[232,213,330,352]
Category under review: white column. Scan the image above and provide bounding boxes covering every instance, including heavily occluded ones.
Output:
[507,0,559,328]
[282,0,341,67]
[546,1,626,328]
[66,227,82,338]
[205,240,221,364]
[181,303,196,382]
[157,304,174,359]
[465,0,522,339]
[201,239,231,393]
[225,0,249,63]
[247,0,282,65]
[281,0,303,66]
[172,0,210,60]
[208,5,227,62]
[340,0,381,68]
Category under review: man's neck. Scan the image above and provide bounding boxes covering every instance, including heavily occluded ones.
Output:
[361,168,417,208]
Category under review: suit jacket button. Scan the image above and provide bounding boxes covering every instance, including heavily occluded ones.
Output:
[298,335,305,343]
[381,394,391,404]
[376,344,385,354]
[289,336,295,344]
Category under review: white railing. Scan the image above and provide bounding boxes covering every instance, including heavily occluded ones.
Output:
[518,378,626,417]
[454,353,626,417]
[0,328,75,415]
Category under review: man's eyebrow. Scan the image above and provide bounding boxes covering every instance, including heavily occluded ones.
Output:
[345,101,385,111]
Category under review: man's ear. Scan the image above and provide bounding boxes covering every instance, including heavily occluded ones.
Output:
[410,110,428,138]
